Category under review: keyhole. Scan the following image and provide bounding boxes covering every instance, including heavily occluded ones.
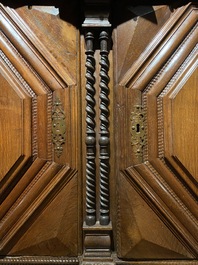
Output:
[136,124,140,133]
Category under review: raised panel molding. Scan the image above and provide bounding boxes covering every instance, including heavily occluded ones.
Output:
[0,162,76,254]
[120,3,198,88]
[0,4,74,88]
[117,172,194,259]
[8,173,78,256]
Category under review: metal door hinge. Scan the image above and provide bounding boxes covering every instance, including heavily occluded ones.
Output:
[130,105,145,158]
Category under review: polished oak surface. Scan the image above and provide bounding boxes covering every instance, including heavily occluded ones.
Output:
[0,1,197,264]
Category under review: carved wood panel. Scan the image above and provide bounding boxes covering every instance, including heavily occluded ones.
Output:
[0,3,80,257]
[0,1,197,264]
[114,2,198,261]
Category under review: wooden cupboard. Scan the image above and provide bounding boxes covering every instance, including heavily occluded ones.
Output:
[0,1,197,264]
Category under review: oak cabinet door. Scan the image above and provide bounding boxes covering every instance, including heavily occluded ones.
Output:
[114,2,198,261]
[0,2,81,257]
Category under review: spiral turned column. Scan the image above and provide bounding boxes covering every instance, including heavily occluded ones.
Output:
[85,32,96,226]
[99,31,110,225]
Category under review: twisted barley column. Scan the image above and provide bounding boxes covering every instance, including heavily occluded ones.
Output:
[99,31,110,225]
[85,32,96,226]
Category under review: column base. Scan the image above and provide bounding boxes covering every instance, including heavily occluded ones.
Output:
[83,221,113,258]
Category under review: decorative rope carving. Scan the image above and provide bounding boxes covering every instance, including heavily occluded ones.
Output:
[99,31,110,225]
[85,32,96,226]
